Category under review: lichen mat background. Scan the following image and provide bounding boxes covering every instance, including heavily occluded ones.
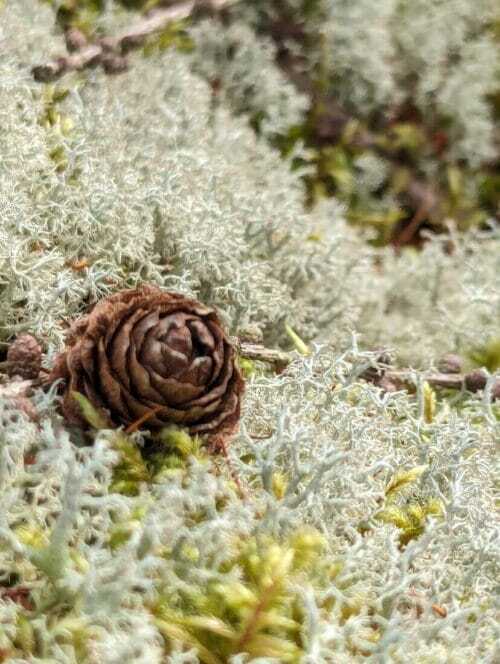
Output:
[0,2,498,663]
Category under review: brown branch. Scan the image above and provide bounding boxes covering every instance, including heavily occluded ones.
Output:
[125,405,164,434]
[234,576,280,652]
[33,45,102,83]
[235,340,500,400]
[32,0,233,83]
[392,180,438,249]
[364,365,500,400]
[236,340,292,370]
[103,0,196,53]
[385,370,464,390]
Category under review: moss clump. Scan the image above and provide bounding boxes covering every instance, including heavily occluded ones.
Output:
[152,529,328,663]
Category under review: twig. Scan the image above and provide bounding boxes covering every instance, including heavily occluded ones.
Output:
[125,405,164,434]
[386,369,465,390]
[103,0,196,53]
[32,0,232,83]
[33,45,103,83]
[236,340,292,369]
[236,340,500,400]
[393,180,437,249]
[234,575,280,652]
[364,366,500,400]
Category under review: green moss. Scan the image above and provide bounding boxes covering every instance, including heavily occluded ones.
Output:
[469,338,500,372]
[151,529,328,663]
[278,108,497,246]
[142,21,194,57]
[237,356,257,379]
[37,84,75,174]
[374,465,444,547]
[376,499,443,547]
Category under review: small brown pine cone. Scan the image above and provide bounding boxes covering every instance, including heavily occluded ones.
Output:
[49,287,244,439]
[6,334,42,380]
[437,353,462,374]
[101,54,129,75]
[65,28,88,52]
[464,369,488,393]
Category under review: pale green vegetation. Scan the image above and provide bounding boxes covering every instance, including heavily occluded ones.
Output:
[0,2,498,662]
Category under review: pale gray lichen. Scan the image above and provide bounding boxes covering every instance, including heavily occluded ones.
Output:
[1,3,498,365]
[0,344,498,662]
[233,0,499,166]
[0,2,499,663]
[188,20,308,138]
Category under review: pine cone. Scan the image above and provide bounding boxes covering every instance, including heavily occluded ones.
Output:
[464,369,488,393]
[49,287,244,438]
[437,353,462,374]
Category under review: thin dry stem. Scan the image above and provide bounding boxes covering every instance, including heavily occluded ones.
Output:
[32,0,233,82]
[236,340,292,369]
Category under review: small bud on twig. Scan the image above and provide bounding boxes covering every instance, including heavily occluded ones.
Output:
[437,353,462,374]
[464,369,488,393]
[65,28,88,52]
[4,334,42,380]
[101,54,129,75]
